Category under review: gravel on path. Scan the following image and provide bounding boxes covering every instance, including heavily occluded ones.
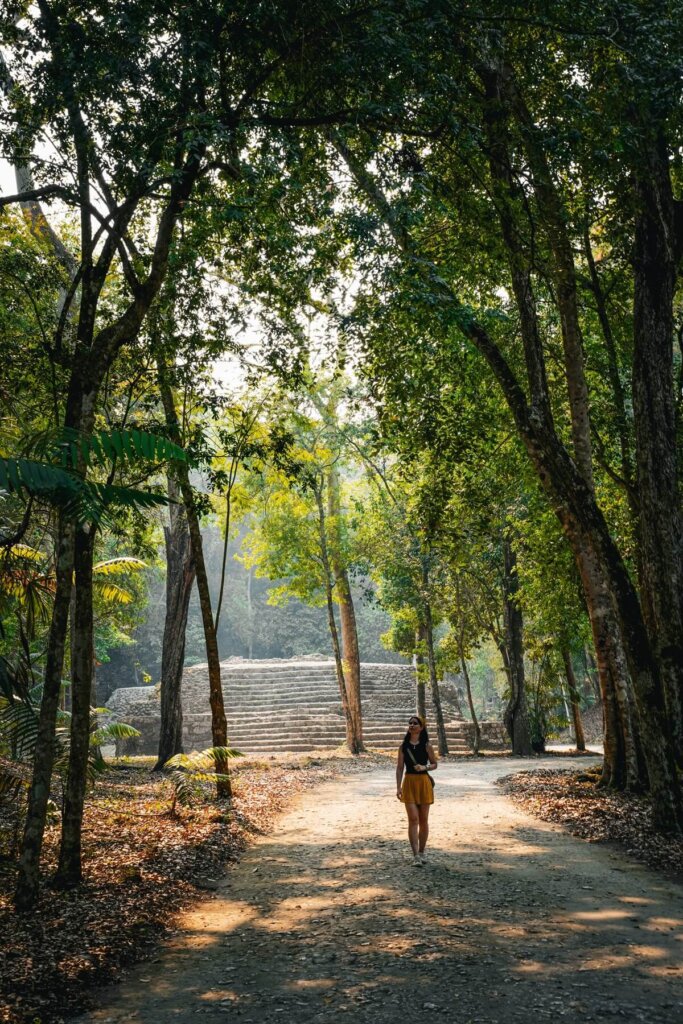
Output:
[76,757,683,1024]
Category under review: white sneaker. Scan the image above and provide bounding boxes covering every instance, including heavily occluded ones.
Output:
[412,854,423,867]
[419,851,428,864]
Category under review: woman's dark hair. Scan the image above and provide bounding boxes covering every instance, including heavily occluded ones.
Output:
[402,715,429,751]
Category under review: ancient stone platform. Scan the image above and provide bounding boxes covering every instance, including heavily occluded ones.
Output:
[105,657,508,755]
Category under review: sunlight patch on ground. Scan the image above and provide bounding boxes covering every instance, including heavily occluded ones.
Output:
[572,909,633,922]
[626,945,669,960]
[515,961,546,973]
[645,916,683,929]
[287,978,336,990]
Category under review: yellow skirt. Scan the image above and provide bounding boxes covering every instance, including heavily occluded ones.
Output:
[401,773,434,805]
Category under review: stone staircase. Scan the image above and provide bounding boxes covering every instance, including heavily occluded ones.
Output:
[106,657,506,755]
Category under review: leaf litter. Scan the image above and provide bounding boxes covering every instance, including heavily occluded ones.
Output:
[0,751,384,1024]
[499,765,683,876]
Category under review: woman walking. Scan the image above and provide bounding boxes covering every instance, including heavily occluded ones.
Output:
[396,715,437,866]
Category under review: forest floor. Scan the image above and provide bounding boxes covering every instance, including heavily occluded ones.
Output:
[3,751,683,1024]
[500,765,683,876]
[0,752,381,1024]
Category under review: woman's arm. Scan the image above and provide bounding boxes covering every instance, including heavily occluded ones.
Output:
[396,747,405,798]
[426,743,437,770]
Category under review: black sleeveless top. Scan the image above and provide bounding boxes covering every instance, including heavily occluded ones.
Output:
[403,736,429,773]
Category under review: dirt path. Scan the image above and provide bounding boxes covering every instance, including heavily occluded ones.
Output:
[77,758,683,1024]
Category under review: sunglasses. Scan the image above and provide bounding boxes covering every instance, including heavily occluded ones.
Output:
[408,719,421,726]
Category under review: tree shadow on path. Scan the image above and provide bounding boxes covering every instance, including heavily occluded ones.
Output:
[78,762,683,1024]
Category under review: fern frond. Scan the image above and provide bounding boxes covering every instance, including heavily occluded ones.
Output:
[0,457,170,525]
[57,429,188,471]
[163,746,241,807]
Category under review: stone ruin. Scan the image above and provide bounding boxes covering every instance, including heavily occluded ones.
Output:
[105,656,509,755]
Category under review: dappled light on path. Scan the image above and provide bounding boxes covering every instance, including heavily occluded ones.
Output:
[78,758,683,1024]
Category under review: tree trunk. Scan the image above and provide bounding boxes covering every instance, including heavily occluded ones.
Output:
[15,355,94,907]
[155,475,195,770]
[313,484,355,748]
[534,431,681,824]
[15,515,74,909]
[502,66,641,786]
[158,365,231,798]
[415,624,427,720]
[562,649,586,752]
[246,566,254,660]
[324,577,353,744]
[55,525,95,886]
[632,143,683,762]
[502,537,532,755]
[336,571,364,753]
[459,637,481,755]
[482,61,635,772]
[489,64,677,810]
[495,637,512,689]
[11,92,207,908]
[422,597,448,756]
[559,680,574,741]
[503,65,595,491]
[574,543,640,788]
[327,464,364,752]
[583,648,602,702]
[583,223,636,498]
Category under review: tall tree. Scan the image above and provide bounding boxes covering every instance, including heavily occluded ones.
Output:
[241,408,365,753]
[324,37,683,825]
[356,467,451,755]
[157,362,231,796]
[155,475,194,770]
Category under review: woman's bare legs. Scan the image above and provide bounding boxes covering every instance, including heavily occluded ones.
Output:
[404,802,419,854]
[418,804,430,853]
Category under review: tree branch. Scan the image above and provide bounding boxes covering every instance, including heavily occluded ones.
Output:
[0,185,76,209]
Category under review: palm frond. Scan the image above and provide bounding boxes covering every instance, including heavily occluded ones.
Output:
[0,757,29,804]
[94,581,134,605]
[90,482,169,514]
[0,694,40,759]
[93,557,148,576]
[0,682,136,794]
[0,654,31,702]
[0,576,29,599]
[89,722,140,747]
[0,457,84,504]
[6,544,44,563]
